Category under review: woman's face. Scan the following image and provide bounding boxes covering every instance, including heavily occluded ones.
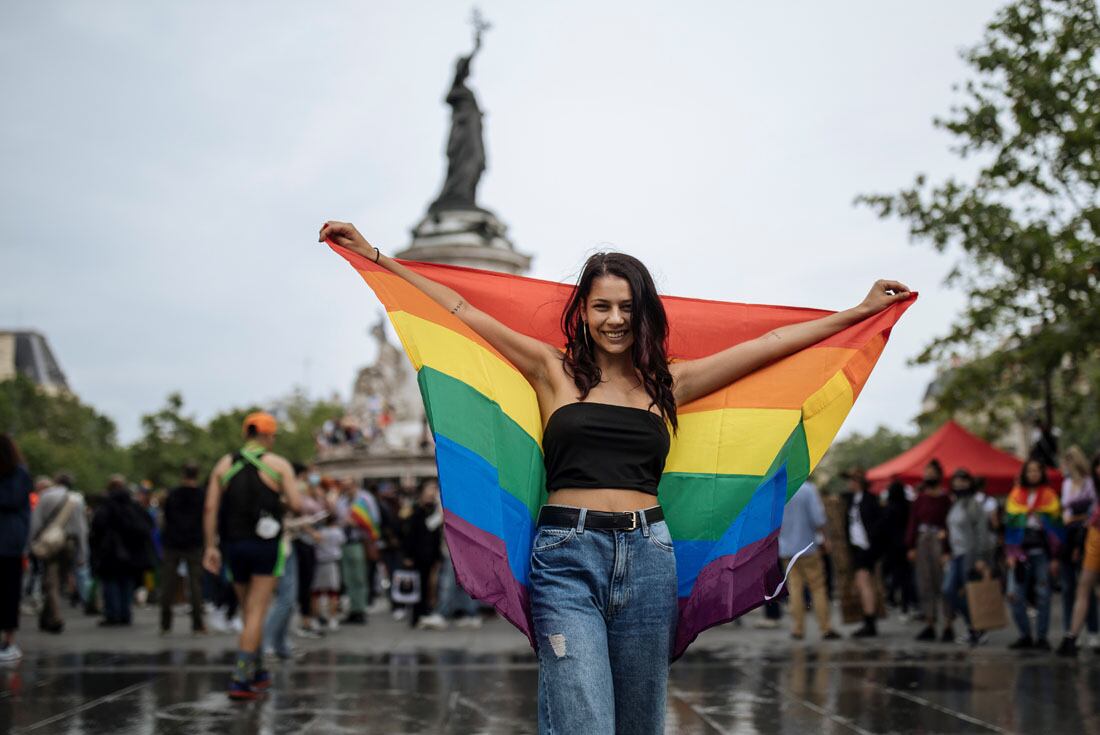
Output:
[1024,461,1043,486]
[923,464,942,484]
[584,275,635,356]
[951,476,973,494]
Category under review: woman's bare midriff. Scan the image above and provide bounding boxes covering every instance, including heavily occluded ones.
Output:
[546,488,658,513]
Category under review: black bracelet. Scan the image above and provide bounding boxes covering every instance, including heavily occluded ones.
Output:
[372,247,382,264]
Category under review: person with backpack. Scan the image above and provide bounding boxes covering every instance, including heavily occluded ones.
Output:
[89,476,156,627]
[203,412,302,700]
[27,471,87,634]
[0,434,32,662]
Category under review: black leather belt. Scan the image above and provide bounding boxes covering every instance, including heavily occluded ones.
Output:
[537,505,664,531]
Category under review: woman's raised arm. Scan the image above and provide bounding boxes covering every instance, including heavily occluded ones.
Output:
[321,221,561,390]
[670,280,912,407]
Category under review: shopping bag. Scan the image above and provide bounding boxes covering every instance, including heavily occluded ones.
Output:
[965,570,1008,632]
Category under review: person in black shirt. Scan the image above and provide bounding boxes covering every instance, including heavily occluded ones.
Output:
[89,476,155,626]
[160,462,207,634]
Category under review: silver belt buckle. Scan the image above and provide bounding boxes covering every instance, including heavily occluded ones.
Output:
[627,510,638,531]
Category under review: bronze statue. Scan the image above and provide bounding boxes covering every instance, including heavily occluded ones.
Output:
[429,10,491,213]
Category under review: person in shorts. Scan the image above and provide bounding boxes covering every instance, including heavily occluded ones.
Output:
[203,412,301,700]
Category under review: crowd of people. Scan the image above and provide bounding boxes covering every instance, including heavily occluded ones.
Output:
[0,429,487,673]
[767,445,1100,656]
[2,428,1099,679]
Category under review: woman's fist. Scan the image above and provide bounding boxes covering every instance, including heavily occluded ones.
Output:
[320,221,376,260]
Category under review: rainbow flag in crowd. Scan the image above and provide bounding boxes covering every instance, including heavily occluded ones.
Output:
[1003,485,1064,558]
[331,244,914,657]
[350,494,380,542]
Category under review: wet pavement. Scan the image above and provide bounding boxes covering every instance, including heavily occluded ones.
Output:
[3,604,1099,734]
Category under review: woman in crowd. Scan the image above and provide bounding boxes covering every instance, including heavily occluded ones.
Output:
[881,478,917,617]
[0,434,32,663]
[1059,445,1097,645]
[1058,452,1100,656]
[1004,459,1063,650]
[907,459,953,642]
[941,468,994,645]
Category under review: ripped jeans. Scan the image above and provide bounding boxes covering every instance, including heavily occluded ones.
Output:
[529,509,678,735]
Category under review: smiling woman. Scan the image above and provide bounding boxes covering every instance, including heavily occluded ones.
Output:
[319,219,913,735]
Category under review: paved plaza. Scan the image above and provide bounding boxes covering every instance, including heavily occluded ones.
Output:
[2,601,1098,735]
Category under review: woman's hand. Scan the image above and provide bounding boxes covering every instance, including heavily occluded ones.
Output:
[855,279,911,317]
[202,546,222,575]
[320,221,377,261]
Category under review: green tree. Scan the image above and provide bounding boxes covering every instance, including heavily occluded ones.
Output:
[858,0,1100,436]
[814,425,918,494]
[0,376,130,491]
[128,392,215,487]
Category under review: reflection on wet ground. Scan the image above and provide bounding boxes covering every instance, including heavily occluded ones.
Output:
[6,601,1100,735]
[6,644,1100,734]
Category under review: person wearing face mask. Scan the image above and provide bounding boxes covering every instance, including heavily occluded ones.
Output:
[941,468,994,645]
[1003,459,1064,650]
[291,468,326,639]
[906,459,953,642]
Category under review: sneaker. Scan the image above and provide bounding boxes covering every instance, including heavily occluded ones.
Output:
[851,623,877,638]
[294,625,322,639]
[1008,635,1034,650]
[915,626,936,642]
[417,613,448,631]
[252,669,272,690]
[229,616,243,633]
[1057,636,1079,657]
[392,608,407,622]
[227,679,259,701]
[1033,638,1051,651]
[207,608,229,633]
[822,631,842,641]
[455,615,483,630]
[966,629,987,647]
[0,644,23,663]
[327,617,340,632]
[940,626,955,643]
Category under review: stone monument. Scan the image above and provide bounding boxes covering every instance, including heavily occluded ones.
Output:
[317,11,530,482]
[396,9,532,274]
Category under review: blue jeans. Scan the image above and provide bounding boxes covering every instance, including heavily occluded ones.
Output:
[1006,548,1051,640]
[942,556,971,627]
[102,575,135,624]
[1061,555,1098,634]
[436,555,480,618]
[530,511,677,735]
[263,546,297,657]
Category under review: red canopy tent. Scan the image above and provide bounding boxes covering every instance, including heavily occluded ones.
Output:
[866,420,1061,496]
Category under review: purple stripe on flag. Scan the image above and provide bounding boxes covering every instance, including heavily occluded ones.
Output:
[672,531,782,659]
[444,512,534,648]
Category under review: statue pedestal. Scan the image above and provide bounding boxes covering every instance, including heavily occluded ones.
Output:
[397,208,532,274]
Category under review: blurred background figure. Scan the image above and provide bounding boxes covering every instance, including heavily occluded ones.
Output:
[843,468,885,638]
[881,478,917,619]
[0,434,32,662]
[160,461,207,634]
[777,478,839,641]
[942,468,994,645]
[28,472,87,634]
[1059,445,1098,647]
[907,459,952,642]
[89,475,155,627]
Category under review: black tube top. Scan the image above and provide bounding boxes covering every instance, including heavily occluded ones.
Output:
[542,402,671,496]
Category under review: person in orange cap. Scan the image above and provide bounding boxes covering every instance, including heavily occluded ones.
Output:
[203,411,302,700]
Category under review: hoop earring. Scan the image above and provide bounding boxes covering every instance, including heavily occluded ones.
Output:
[583,322,591,349]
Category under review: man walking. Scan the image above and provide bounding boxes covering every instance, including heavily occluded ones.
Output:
[779,479,839,641]
[28,472,87,634]
[161,462,207,634]
[203,412,301,700]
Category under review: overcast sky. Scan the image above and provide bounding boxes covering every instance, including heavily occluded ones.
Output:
[1,1,1005,444]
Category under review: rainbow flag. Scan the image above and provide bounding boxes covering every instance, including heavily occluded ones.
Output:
[1004,485,1064,558]
[350,494,380,542]
[331,244,914,657]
